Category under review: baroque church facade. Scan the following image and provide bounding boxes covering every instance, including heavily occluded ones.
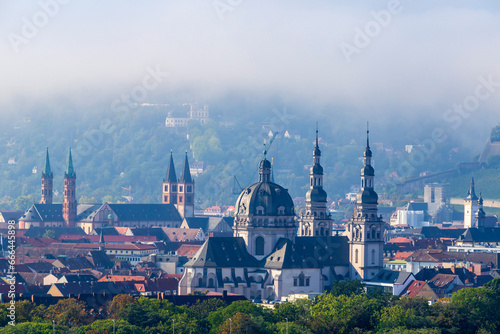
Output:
[179,129,385,300]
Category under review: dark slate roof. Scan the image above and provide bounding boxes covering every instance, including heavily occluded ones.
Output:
[185,237,260,268]
[235,180,295,216]
[458,227,500,243]
[369,270,413,285]
[92,227,120,236]
[183,217,209,230]
[87,251,113,268]
[21,204,63,222]
[416,226,465,239]
[26,262,55,273]
[128,227,167,240]
[444,251,500,268]
[108,204,182,222]
[24,226,86,238]
[61,274,98,283]
[76,204,102,222]
[264,238,321,269]
[294,236,350,267]
[0,211,24,221]
[407,202,428,212]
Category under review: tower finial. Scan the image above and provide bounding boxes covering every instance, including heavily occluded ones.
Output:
[263,139,267,158]
[366,121,370,148]
[315,122,319,149]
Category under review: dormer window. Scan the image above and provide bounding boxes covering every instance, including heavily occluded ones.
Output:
[278,206,285,215]
[256,206,264,215]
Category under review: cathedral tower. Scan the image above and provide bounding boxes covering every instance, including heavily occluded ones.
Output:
[62,149,77,226]
[298,127,332,236]
[177,151,195,218]
[40,148,53,204]
[162,151,178,205]
[464,177,479,228]
[347,127,384,280]
[475,193,486,229]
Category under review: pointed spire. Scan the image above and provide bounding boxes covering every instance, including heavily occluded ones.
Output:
[313,123,321,157]
[180,150,192,183]
[165,150,177,182]
[466,177,478,200]
[66,149,76,177]
[364,122,372,158]
[43,148,53,177]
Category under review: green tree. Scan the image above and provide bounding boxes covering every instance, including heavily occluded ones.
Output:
[42,229,56,239]
[15,195,33,211]
[107,294,134,319]
[216,312,259,334]
[188,298,227,319]
[207,301,271,334]
[329,279,366,296]
[45,298,92,327]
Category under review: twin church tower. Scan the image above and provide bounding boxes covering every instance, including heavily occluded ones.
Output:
[39,127,384,280]
[40,149,77,225]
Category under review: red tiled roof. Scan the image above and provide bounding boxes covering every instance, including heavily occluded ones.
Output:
[98,275,147,282]
[428,274,457,288]
[161,228,202,242]
[176,244,203,258]
[387,237,413,244]
[404,280,426,297]
[58,234,158,243]
[394,252,413,260]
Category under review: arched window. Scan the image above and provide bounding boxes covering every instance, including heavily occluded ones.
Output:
[371,249,376,265]
[208,278,214,288]
[355,249,359,264]
[198,277,203,287]
[255,237,265,256]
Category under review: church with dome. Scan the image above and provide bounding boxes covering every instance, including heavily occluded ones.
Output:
[178,129,384,300]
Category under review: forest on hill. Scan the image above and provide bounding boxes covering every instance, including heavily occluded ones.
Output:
[0,101,497,212]
[1,279,500,333]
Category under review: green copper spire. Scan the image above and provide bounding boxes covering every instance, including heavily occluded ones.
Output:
[66,149,76,177]
[43,148,53,177]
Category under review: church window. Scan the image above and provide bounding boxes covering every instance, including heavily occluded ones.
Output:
[164,195,168,202]
[187,185,192,192]
[179,186,183,192]
[293,278,297,286]
[257,206,264,215]
[187,196,192,204]
[164,185,168,192]
[371,249,376,264]
[255,237,265,256]
[179,196,183,203]
[278,206,285,215]
[306,278,310,286]
[198,278,203,287]
[208,278,214,288]
[355,249,359,263]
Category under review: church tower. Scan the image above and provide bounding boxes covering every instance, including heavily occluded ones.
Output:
[298,127,332,236]
[162,151,178,205]
[464,177,479,228]
[62,149,77,226]
[347,127,384,280]
[177,151,195,218]
[40,148,53,204]
[475,193,486,229]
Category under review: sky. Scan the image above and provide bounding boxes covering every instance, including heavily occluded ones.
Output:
[1,1,500,121]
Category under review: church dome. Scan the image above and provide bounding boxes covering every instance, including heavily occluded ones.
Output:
[235,181,295,217]
[310,164,323,175]
[361,165,374,176]
[306,188,327,203]
[259,158,272,169]
[356,189,378,204]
